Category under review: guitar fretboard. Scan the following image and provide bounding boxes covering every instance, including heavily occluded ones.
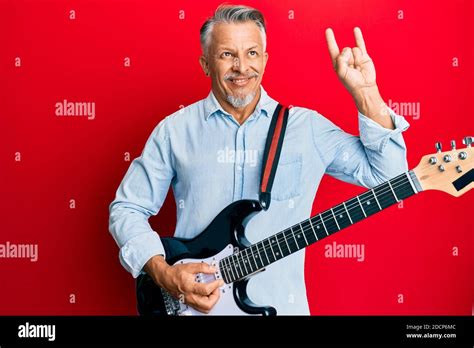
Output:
[219,171,420,283]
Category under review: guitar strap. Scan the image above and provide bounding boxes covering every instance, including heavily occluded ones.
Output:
[259,103,289,210]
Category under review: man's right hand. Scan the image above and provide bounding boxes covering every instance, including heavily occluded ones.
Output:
[144,255,224,314]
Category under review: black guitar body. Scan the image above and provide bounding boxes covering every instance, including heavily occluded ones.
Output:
[136,199,277,316]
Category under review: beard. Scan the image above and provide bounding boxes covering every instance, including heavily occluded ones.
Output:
[226,91,256,108]
[223,71,259,109]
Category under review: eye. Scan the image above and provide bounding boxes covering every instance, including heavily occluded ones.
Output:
[221,52,232,58]
[249,50,258,56]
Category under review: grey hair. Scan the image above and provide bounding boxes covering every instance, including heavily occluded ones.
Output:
[200,4,267,55]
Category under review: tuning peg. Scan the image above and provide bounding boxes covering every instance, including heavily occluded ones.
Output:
[463,136,472,148]
[443,154,452,162]
[450,140,456,150]
[435,142,442,153]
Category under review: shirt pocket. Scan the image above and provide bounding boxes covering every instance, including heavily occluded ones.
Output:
[270,152,303,201]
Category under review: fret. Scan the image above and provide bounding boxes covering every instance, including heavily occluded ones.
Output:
[240,250,249,275]
[301,221,317,245]
[220,258,230,283]
[271,235,284,259]
[394,174,416,200]
[308,218,318,240]
[330,208,341,230]
[343,201,354,224]
[227,257,237,282]
[356,195,367,217]
[293,226,306,247]
[387,180,400,202]
[312,215,328,240]
[332,204,352,230]
[405,171,418,194]
[244,248,254,274]
[266,238,277,262]
[260,243,269,267]
[373,182,398,209]
[282,230,292,254]
[299,223,309,245]
[320,214,329,235]
[371,189,382,210]
[226,257,234,282]
[259,240,271,265]
[230,255,241,280]
[234,254,244,279]
[257,243,267,268]
[346,197,365,223]
[250,244,262,269]
[359,191,380,216]
[322,211,339,235]
[290,227,301,250]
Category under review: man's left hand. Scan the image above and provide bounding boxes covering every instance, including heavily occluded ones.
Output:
[325,27,394,129]
[325,27,376,95]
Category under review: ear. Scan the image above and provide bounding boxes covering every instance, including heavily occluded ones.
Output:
[263,51,269,69]
[199,55,210,76]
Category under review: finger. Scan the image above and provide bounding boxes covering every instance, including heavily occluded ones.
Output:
[192,279,224,296]
[353,27,367,54]
[192,287,221,313]
[187,262,217,274]
[339,47,354,66]
[352,47,363,63]
[205,287,221,307]
[325,28,340,66]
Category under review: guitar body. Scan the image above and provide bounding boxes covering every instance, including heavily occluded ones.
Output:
[136,199,277,316]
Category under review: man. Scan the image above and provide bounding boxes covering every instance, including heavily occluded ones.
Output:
[109,4,409,315]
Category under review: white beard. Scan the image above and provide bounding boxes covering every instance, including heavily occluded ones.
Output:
[226,91,256,108]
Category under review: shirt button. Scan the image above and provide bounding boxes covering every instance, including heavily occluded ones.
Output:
[237,165,242,171]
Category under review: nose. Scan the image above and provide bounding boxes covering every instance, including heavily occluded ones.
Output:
[232,54,249,74]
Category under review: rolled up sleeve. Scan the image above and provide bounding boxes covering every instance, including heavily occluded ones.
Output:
[311,108,410,188]
[358,108,410,153]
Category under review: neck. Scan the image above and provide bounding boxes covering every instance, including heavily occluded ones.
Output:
[213,87,261,125]
[219,171,422,283]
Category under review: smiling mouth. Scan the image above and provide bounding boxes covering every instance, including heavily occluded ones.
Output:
[227,76,254,87]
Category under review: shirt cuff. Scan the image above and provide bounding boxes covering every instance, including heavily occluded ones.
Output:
[358,107,410,153]
[119,232,166,278]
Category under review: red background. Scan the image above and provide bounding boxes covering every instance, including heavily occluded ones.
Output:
[1,0,472,315]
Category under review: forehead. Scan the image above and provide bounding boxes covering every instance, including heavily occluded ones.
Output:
[210,21,264,49]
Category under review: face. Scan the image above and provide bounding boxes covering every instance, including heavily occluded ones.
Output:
[200,21,268,109]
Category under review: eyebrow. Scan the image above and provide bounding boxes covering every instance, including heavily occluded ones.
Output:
[218,45,259,52]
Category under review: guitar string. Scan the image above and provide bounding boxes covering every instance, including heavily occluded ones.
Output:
[220,173,414,281]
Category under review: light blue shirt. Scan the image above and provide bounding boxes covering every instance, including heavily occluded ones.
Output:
[109,86,410,315]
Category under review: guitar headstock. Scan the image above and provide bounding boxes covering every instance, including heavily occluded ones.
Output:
[413,137,473,197]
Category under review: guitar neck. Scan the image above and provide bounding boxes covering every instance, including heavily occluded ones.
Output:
[221,171,423,283]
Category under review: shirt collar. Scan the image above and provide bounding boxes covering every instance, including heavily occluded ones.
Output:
[203,85,275,121]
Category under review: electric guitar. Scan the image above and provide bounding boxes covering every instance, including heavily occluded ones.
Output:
[136,137,473,316]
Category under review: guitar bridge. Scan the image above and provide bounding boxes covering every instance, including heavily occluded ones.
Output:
[160,288,181,316]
